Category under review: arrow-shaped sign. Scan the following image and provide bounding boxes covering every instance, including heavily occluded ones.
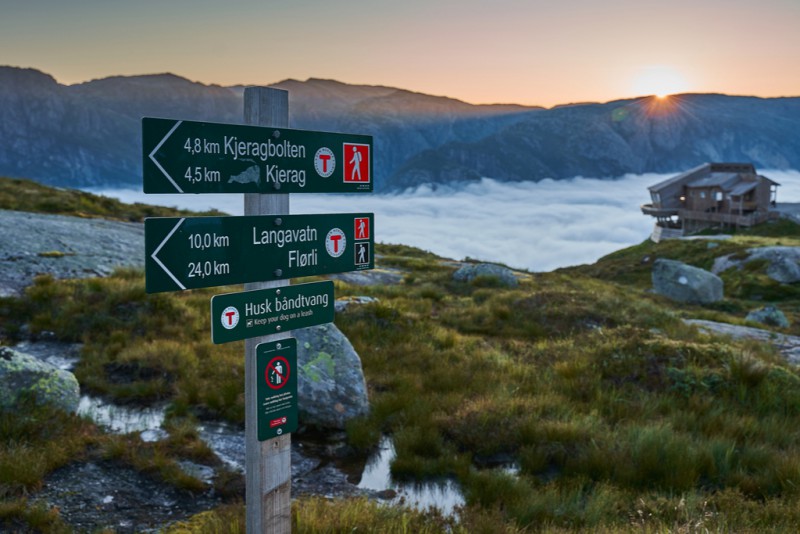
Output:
[145,213,374,293]
[142,117,373,194]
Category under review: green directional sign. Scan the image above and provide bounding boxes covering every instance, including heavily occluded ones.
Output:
[211,281,335,344]
[143,117,373,194]
[145,213,374,293]
[257,338,298,441]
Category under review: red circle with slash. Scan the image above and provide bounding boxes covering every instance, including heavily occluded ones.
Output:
[265,356,290,390]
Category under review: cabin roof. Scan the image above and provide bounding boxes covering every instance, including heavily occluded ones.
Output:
[648,163,779,194]
[728,181,759,196]
[647,163,707,193]
[690,172,740,189]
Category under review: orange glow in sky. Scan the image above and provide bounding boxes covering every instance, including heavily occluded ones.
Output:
[0,0,798,108]
[631,66,690,99]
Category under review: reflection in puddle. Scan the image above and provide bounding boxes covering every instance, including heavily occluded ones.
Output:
[77,396,166,434]
[358,437,465,516]
[75,398,466,514]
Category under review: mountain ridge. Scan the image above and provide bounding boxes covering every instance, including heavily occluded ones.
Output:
[392,93,800,188]
[0,66,536,190]
[1,66,799,191]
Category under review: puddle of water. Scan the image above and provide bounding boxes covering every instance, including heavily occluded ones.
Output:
[73,393,466,512]
[197,421,245,473]
[77,396,166,434]
[13,341,81,371]
[358,437,465,516]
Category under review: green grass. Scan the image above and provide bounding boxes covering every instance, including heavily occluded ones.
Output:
[2,181,800,530]
[0,401,96,499]
[0,176,225,221]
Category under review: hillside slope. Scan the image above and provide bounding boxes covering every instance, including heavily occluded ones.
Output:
[2,179,800,531]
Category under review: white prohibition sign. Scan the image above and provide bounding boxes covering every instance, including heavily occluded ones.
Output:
[221,306,240,330]
[314,147,335,178]
[325,228,346,258]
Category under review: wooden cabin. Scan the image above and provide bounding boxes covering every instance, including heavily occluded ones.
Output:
[641,163,779,241]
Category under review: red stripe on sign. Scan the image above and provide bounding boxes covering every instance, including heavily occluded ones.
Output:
[270,417,287,428]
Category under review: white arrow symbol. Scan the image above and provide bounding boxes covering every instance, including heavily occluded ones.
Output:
[151,218,186,290]
[149,120,184,193]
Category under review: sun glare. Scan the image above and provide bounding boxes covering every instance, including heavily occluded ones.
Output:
[631,66,689,99]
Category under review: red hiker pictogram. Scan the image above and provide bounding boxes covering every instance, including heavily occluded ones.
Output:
[343,143,370,183]
[354,217,370,240]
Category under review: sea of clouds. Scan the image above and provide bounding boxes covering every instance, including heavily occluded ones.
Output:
[93,170,800,273]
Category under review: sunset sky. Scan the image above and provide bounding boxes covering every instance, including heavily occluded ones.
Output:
[2,0,799,107]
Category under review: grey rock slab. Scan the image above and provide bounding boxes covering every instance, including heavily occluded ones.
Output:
[0,346,80,413]
[335,295,379,313]
[711,253,741,275]
[766,257,800,284]
[35,461,218,533]
[0,209,144,295]
[684,319,800,365]
[295,323,370,430]
[452,262,519,287]
[712,246,800,284]
[652,259,723,304]
[748,247,800,283]
[746,306,790,328]
[11,340,82,370]
[329,268,405,286]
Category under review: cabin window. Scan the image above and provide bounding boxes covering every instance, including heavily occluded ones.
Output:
[715,191,723,201]
[700,191,706,199]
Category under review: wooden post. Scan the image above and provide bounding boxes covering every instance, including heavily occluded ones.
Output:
[244,87,292,533]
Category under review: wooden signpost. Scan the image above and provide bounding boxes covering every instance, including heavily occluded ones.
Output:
[142,86,374,533]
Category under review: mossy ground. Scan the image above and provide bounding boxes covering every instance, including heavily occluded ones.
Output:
[1,180,800,531]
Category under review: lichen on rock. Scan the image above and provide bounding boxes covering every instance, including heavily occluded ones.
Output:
[0,346,80,413]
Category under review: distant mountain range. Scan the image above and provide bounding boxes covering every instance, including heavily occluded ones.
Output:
[392,94,800,189]
[1,66,798,192]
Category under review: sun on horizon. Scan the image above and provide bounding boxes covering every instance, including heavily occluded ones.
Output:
[631,65,690,99]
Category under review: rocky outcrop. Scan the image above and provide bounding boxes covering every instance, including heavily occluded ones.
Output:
[685,319,800,365]
[0,346,80,413]
[329,268,404,286]
[652,259,723,304]
[453,263,519,287]
[295,324,369,429]
[0,208,144,296]
[746,306,790,328]
[712,246,800,284]
[335,296,380,313]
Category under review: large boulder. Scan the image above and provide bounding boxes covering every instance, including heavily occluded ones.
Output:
[652,259,724,304]
[453,263,519,288]
[0,346,80,413]
[295,324,369,429]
